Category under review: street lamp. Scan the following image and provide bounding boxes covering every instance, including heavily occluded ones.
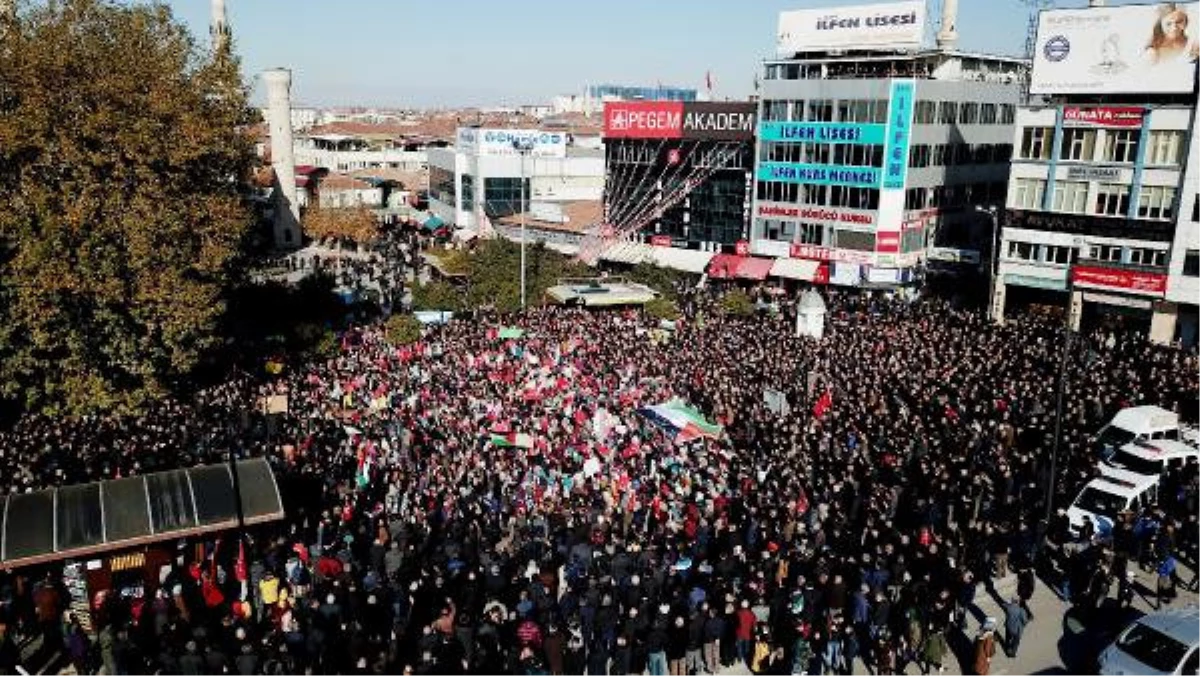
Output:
[512,138,534,310]
[1043,268,1076,543]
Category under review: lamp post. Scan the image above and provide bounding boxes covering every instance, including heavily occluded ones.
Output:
[512,138,534,310]
[1042,266,1076,548]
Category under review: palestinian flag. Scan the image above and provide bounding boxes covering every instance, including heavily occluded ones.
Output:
[489,432,534,448]
[356,443,375,488]
[637,399,723,443]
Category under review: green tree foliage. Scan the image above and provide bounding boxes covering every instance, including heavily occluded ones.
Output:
[0,0,256,415]
[452,239,589,312]
[644,297,680,322]
[384,313,423,346]
[626,262,692,301]
[410,280,463,313]
[720,289,756,318]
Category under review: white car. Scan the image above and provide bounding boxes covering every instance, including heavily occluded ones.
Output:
[1067,465,1159,535]
[1099,606,1199,675]
[1104,439,1199,480]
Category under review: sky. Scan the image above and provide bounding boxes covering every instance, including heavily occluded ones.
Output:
[153,0,1118,109]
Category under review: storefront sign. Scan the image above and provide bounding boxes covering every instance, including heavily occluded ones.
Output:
[813,262,831,285]
[650,235,673,247]
[790,243,874,265]
[875,230,901,253]
[867,267,901,284]
[757,203,875,226]
[882,79,915,190]
[758,121,886,145]
[457,128,567,158]
[735,240,750,256]
[757,162,879,188]
[830,262,863,286]
[1065,166,1123,182]
[1062,106,1145,127]
[604,101,756,140]
[1005,209,1173,243]
[777,1,925,55]
[1073,265,1167,295]
[1081,291,1153,310]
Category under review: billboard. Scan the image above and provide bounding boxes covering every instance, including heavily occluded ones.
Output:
[759,121,886,144]
[604,101,755,140]
[776,1,925,56]
[1030,3,1200,95]
[757,162,880,188]
[1062,106,1145,127]
[1073,265,1167,296]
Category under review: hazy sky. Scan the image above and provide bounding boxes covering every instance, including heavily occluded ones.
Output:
[156,0,1118,109]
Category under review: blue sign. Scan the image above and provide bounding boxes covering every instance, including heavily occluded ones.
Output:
[882,79,915,190]
[758,122,886,145]
[757,162,879,188]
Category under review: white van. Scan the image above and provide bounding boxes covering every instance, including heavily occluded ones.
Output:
[1104,439,1199,479]
[1093,406,1198,460]
[1067,465,1160,534]
[1099,605,1199,675]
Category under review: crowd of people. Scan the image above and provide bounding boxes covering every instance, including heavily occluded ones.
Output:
[0,284,1196,675]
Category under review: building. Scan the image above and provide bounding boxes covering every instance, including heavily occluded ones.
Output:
[749,0,1026,288]
[994,1,1199,344]
[553,83,698,116]
[601,101,758,258]
[1166,97,1200,347]
[427,125,605,234]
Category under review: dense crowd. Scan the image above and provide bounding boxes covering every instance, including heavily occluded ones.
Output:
[0,288,1196,675]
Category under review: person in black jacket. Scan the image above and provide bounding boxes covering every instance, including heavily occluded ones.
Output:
[667,614,688,675]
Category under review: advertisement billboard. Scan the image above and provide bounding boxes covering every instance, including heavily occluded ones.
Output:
[1062,106,1145,127]
[882,79,915,191]
[777,1,925,56]
[1073,265,1168,296]
[757,203,875,226]
[604,101,755,140]
[473,129,567,158]
[757,162,880,188]
[1030,3,1200,95]
[758,121,886,144]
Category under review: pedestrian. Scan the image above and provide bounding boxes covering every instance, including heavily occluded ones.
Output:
[973,620,997,676]
[1002,597,1030,658]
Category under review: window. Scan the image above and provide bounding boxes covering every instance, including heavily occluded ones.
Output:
[980,103,998,124]
[1019,127,1053,160]
[1184,249,1200,277]
[1095,183,1129,216]
[932,144,951,166]
[1146,130,1184,166]
[1042,245,1075,265]
[914,101,937,124]
[908,144,931,168]
[1137,185,1176,220]
[756,181,799,203]
[1194,195,1199,222]
[460,174,475,212]
[1088,244,1123,263]
[806,99,834,122]
[1102,130,1139,163]
[1012,178,1046,210]
[828,186,879,209]
[762,100,789,122]
[1000,104,1016,124]
[1008,241,1036,260]
[799,222,823,245]
[938,101,959,125]
[483,176,529,217]
[429,166,456,205]
[959,102,980,124]
[835,229,874,251]
[1052,181,1088,213]
[1128,248,1167,268]
[1060,128,1096,161]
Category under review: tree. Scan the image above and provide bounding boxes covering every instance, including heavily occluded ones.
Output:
[644,297,680,322]
[303,206,378,245]
[384,314,422,346]
[627,262,691,301]
[410,280,463,312]
[720,289,756,318]
[0,0,256,415]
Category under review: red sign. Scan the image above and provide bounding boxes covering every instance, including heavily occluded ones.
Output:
[1072,266,1167,295]
[734,240,750,256]
[789,243,874,265]
[757,203,874,226]
[875,231,901,254]
[1062,107,1145,128]
[603,102,684,139]
[650,235,672,247]
[813,263,830,285]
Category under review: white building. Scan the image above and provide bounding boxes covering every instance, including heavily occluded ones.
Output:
[427,127,605,232]
[293,133,429,174]
[993,2,1199,345]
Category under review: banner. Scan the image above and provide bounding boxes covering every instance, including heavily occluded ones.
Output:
[758,121,886,145]
[604,101,755,140]
[1073,266,1168,295]
[1062,106,1145,127]
[777,1,925,55]
[1031,3,1200,95]
[757,162,880,188]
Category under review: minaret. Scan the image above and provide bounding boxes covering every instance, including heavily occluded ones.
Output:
[936,0,959,51]
[262,68,301,249]
[210,0,230,54]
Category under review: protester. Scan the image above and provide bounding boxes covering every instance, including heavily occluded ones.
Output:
[0,285,1195,675]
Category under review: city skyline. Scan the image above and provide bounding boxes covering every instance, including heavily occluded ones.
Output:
[153,0,1121,109]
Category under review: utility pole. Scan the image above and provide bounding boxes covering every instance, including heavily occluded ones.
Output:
[512,138,535,310]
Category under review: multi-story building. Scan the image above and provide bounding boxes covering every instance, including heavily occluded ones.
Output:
[553,84,698,116]
[749,1,1025,287]
[1165,97,1200,347]
[427,125,605,233]
[994,1,1199,344]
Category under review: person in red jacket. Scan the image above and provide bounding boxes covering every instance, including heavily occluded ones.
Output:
[735,599,757,667]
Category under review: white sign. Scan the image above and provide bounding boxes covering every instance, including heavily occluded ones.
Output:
[777,1,925,56]
[830,262,862,286]
[1031,3,1200,95]
[457,128,567,158]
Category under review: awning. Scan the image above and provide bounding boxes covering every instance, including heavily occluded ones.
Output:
[420,215,445,231]
[0,459,284,569]
[598,241,653,265]
[707,254,742,279]
[770,257,820,281]
[736,256,774,281]
[650,247,715,274]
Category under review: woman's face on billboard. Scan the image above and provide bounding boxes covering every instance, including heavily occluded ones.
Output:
[1161,10,1189,41]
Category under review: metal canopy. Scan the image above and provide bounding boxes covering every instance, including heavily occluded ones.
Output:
[0,458,283,569]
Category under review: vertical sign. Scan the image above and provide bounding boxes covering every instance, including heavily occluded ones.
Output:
[882,79,914,190]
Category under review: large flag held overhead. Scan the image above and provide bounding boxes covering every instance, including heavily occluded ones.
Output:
[490,432,534,449]
[637,398,723,443]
